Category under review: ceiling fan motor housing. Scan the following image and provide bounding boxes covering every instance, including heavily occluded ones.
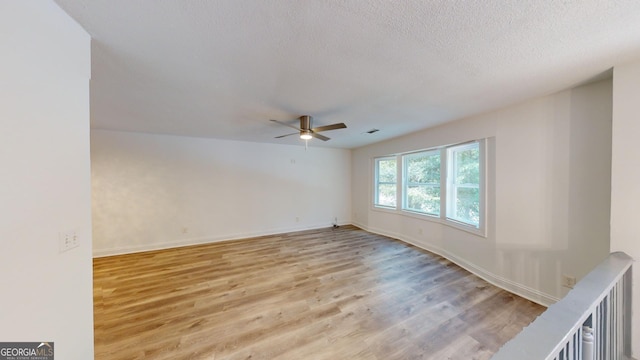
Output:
[300,115,312,130]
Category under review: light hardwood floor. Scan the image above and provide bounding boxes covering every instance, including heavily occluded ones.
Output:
[94,225,544,360]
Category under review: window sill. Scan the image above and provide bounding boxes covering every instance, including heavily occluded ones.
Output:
[371,206,487,238]
[372,204,398,214]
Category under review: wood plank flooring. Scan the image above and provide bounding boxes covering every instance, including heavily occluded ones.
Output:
[93,225,544,360]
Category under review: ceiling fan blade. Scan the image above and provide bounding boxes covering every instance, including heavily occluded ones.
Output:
[274,132,298,139]
[311,123,347,132]
[270,119,301,131]
[311,132,330,141]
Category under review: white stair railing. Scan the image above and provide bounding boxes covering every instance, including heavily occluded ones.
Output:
[492,252,633,360]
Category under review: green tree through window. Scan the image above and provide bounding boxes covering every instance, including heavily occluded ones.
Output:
[403,151,440,215]
[447,143,480,227]
[375,157,397,207]
[373,140,483,232]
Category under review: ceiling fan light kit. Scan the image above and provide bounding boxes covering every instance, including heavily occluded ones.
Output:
[300,130,313,140]
[271,115,347,143]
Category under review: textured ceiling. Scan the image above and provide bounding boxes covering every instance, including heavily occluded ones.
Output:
[54,0,640,149]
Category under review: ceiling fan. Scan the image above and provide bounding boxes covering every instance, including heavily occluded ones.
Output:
[270,115,347,141]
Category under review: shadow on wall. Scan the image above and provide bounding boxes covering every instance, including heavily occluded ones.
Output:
[494,80,612,303]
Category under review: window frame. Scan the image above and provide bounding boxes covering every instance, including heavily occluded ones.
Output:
[373,156,398,209]
[402,150,441,217]
[371,140,486,237]
[445,142,483,230]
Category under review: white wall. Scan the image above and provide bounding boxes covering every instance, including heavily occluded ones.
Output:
[91,130,352,256]
[611,60,640,358]
[352,79,612,305]
[0,1,93,359]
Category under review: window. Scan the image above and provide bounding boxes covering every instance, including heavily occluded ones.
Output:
[446,142,481,227]
[402,150,440,215]
[374,157,397,208]
[372,140,485,234]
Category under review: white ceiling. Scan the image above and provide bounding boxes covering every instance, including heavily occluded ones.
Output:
[54,0,640,149]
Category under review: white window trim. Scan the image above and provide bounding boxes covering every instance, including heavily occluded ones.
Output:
[370,140,487,238]
[373,156,398,209]
[402,150,441,216]
[446,142,482,229]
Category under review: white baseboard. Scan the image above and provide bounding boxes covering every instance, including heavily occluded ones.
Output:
[92,221,349,258]
[352,220,558,307]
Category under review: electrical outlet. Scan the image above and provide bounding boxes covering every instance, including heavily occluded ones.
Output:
[59,230,79,253]
[182,227,188,234]
[295,217,300,223]
[562,274,576,288]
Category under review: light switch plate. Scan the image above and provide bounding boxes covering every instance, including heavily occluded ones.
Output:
[59,230,79,253]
